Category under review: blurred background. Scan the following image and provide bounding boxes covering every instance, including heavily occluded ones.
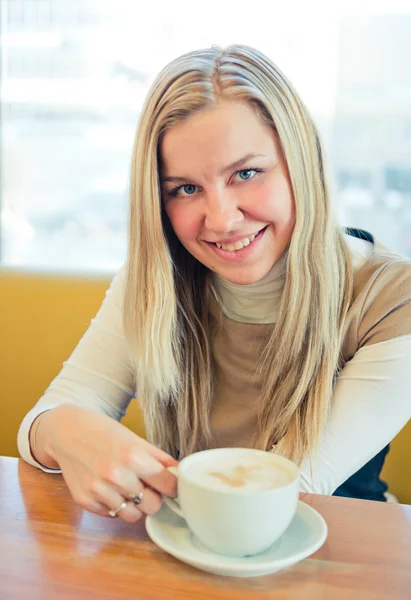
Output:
[1,0,411,273]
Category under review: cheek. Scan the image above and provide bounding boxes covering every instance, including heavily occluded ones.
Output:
[250,179,295,226]
[165,202,201,243]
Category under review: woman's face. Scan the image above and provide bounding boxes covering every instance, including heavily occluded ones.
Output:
[160,100,295,285]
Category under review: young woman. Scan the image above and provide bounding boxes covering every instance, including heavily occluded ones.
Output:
[18,45,411,523]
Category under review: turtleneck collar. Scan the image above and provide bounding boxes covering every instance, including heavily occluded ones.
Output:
[212,250,288,324]
[211,233,374,325]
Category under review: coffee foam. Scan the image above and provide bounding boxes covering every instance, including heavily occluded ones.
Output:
[185,455,294,493]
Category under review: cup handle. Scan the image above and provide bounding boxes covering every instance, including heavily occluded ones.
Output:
[163,465,184,518]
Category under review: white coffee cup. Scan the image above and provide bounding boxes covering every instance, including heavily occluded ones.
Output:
[163,447,299,558]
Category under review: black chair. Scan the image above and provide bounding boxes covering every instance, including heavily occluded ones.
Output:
[333,445,390,501]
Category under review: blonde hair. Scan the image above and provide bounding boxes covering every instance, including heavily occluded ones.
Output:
[124,45,353,463]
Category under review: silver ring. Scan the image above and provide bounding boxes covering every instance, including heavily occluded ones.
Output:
[129,490,144,505]
[108,501,128,518]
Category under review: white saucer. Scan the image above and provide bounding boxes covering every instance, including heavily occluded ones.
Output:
[146,500,328,578]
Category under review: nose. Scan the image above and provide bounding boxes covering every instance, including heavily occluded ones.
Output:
[203,189,244,233]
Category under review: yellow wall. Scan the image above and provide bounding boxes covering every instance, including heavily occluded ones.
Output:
[0,269,409,502]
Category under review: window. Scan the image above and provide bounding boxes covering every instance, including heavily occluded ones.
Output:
[1,0,411,272]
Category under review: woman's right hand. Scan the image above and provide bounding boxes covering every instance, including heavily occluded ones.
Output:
[32,404,178,523]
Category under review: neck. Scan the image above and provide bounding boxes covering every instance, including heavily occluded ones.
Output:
[212,251,288,324]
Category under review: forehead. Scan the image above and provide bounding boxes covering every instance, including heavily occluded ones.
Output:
[160,100,277,175]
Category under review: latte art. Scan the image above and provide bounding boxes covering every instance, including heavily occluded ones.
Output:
[209,464,264,488]
[186,456,294,492]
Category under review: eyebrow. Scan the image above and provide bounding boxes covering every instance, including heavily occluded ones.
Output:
[161,153,266,184]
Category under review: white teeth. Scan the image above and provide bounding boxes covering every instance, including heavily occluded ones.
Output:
[216,233,258,252]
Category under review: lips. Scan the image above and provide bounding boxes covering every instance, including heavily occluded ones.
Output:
[216,233,257,251]
[206,226,268,261]
[208,226,267,247]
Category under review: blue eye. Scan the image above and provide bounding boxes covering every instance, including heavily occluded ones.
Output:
[168,183,197,197]
[238,169,255,180]
[237,168,264,182]
[182,184,196,195]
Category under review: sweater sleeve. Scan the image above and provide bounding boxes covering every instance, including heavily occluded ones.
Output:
[17,265,136,472]
[299,334,411,495]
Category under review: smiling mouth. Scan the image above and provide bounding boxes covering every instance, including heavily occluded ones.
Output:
[210,226,267,252]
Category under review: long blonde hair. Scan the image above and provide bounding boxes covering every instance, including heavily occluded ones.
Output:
[124,45,353,463]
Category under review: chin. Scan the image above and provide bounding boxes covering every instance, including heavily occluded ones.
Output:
[220,267,272,286]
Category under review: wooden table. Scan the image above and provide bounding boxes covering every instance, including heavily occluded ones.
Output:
[1,457,410,600]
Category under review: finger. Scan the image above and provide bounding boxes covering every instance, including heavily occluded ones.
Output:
[69,488,125,519]
[92,482,143,524]
[128,451,178,497]
[84,499,144,523]
[107,469,164,516]
[144,469,178,499]
[137,439,179,468]
[72,492,108,515]
[109,500,143,524]
[127,485,163,516]
[112,500,143,524]
[84,500,122,518]
[99,466,164,516]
